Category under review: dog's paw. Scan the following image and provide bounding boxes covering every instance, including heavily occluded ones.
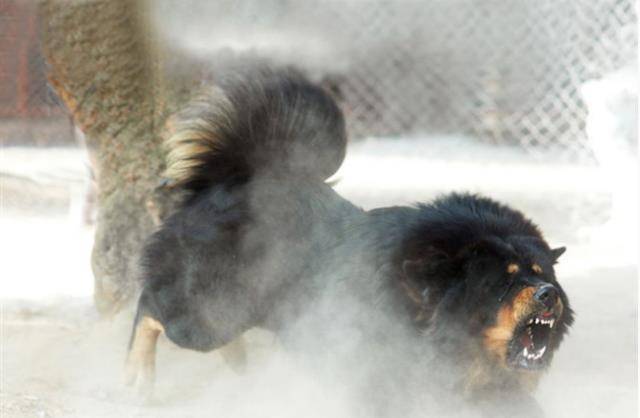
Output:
[477,394,545,418]
[123,355,155,403]
[219,335,248,374]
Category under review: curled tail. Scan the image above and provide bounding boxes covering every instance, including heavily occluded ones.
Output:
[164,67,347,192]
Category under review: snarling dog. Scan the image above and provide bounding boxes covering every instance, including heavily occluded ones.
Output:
[125,67,573,416]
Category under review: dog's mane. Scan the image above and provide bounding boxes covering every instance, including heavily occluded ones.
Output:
[404,193,546,258]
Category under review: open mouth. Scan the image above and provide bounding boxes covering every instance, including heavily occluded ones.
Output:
[507,312,557,370]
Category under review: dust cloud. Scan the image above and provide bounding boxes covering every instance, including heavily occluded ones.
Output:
[2,138,637,418]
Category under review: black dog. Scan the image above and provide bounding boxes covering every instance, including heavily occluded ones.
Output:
[125,67,573,416]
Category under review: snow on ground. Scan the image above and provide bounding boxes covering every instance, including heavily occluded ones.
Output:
[1,138,637,418]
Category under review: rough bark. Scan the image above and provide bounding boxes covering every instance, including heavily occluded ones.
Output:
[40,0,175,315]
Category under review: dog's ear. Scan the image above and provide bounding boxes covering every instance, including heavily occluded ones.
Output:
[400,259,429,306]
[402,247,452,281]
[550,246,566,263]
[401,259,427,282]
[399,250,453,304]
[399,254,455,328]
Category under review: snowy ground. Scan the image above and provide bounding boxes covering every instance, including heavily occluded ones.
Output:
[1,138,637,418]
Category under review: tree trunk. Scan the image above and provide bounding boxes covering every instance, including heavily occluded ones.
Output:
[40,0,175,315]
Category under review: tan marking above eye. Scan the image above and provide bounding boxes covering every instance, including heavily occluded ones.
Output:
[507,263,520,274]
[532,264,543,274]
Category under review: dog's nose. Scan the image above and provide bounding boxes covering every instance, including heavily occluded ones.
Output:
[534,284,558,310]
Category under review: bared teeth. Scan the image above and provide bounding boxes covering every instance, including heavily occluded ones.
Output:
[539,318,555,327]
[526,316,556,328]
[522,345,547,361]
[518,315,555,363]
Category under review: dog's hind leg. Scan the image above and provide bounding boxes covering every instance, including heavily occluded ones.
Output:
[124,313,164,398]
[218,334,248,374]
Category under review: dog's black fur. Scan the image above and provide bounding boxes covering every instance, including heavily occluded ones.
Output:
[129,67,573,417]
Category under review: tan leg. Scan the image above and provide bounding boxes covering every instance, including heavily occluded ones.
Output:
[124,316,164,397]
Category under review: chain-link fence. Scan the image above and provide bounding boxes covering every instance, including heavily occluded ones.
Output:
[330,0,636,162]
[2,0,637,159]
[156,0,635,162]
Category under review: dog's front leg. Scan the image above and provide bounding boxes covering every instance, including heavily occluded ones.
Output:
[474,389,545,418]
